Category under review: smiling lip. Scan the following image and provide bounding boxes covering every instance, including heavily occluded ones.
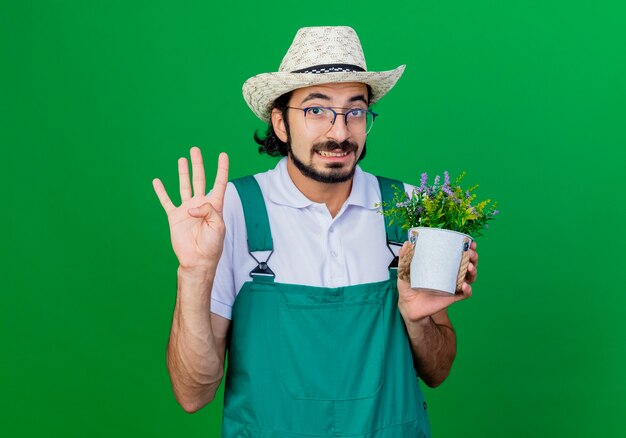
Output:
[315,149,352,159]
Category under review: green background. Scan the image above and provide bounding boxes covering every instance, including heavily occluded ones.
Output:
[2,0,625,436]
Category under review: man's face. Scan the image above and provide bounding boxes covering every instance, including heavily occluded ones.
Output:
[280,82,369,184]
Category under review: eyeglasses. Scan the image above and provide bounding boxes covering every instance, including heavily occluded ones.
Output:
[287,106,378,135]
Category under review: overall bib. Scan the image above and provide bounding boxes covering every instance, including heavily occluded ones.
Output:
[221,176,431,437]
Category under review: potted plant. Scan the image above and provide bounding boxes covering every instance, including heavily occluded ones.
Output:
[380,171,499,295]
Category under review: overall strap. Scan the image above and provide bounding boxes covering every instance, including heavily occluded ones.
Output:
[376,176,407,245]
[231,176,275,278]
[377,176,408,272]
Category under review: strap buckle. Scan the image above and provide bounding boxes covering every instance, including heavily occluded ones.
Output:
[248,248,275,278]
[386,241,403,270]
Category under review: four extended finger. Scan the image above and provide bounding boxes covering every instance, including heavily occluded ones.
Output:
[190,146,206,197]
[178,157,192,202]
[152,178,176,214]
[210,152,229,212]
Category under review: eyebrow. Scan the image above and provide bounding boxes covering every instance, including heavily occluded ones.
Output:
[300,93,369,106]
[348,94,368,105]
[301,93,330,104]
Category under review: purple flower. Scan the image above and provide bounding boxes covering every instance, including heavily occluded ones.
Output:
[465,190,470,199]
[420,172,428,188]
[442,186,453,196]
[444,171,450,186]
[492,210,500,216]
[434,175,440,186]
[417,206,423,214]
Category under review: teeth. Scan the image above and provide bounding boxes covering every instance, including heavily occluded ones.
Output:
[318,151,348,157]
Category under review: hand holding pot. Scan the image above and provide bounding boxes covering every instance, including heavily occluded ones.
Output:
[397,241,479,323]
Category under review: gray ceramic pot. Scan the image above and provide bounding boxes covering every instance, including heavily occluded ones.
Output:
[408,227,472,295]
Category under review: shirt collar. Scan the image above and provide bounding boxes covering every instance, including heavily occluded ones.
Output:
[267,157,379,210]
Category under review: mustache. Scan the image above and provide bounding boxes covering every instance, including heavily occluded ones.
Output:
[312,140,358,154]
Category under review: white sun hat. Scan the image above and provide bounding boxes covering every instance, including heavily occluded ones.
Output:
[242,26,406,123]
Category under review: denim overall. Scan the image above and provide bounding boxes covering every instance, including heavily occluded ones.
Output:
[221,175,431,437]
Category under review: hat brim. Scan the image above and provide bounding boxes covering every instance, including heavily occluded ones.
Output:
[242,65,405,123]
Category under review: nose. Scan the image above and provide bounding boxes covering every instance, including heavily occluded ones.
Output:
[325,113,351,143]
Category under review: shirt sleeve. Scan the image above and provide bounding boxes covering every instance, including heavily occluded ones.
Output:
[209,182,241,320]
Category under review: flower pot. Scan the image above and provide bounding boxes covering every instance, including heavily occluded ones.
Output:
[408,227,472,295]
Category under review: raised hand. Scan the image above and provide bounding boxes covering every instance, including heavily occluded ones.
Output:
[153,147,229,275]
[397,241,478,323]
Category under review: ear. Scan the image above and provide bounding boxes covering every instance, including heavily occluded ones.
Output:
[271,108,289,143]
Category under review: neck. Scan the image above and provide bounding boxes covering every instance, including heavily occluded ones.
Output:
[286,158,353,218]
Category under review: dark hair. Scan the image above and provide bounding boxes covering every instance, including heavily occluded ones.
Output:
[254,91,292,157]
[254,85,373,161]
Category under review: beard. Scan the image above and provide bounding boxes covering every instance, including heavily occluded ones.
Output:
[288,139,362,184]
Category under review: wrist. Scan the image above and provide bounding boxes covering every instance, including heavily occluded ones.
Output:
[402,314,433,339]
[398,298,430,325]
[176,266,215,309]
[177,264,216,284]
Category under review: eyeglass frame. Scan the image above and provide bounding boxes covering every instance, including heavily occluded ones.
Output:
[286,106,379,134]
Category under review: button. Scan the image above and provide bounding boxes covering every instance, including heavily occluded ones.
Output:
[423,401,427,410]
[331,250,338,258]
[329,226,334,233]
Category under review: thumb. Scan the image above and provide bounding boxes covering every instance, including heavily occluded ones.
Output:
[398,241,410,258]
[188,202,216,219]
[397,241,414,283]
